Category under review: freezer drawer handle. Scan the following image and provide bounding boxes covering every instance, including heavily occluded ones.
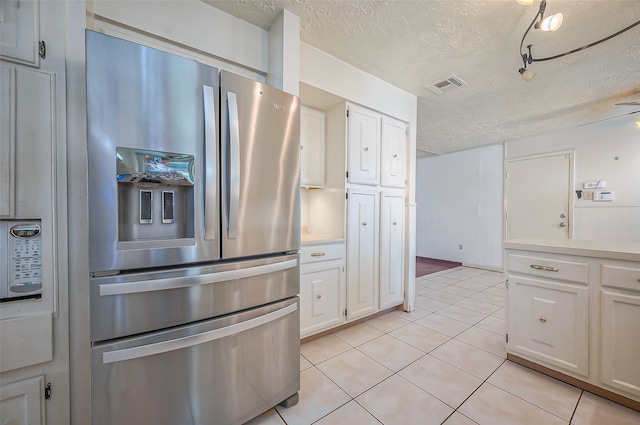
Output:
[101,303,298,364]
[98,259,298,296]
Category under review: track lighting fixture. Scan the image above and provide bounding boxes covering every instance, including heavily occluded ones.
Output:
[517,0,640,81]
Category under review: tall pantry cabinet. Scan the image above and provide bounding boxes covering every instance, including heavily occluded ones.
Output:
[299,86,409,336]
[346,103,407,320]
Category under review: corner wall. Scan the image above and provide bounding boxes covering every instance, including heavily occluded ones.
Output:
[416,144,504,270]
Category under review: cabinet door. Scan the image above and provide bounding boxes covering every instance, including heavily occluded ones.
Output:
[380,117,406,188]
[507,275,589,377]
[601,290,640,398]
[0,375,45,425]
[0,65,15,217]
[347,104,380,185]
[300,261,345,338]
[0,0,40,67]
[380,193,404,308]
[347,189,379,320]
[300,105,325,187]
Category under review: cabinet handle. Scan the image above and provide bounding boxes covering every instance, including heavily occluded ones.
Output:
[364,147,369,152]
[539,317,547,323]
[530,264,559,272]
[362,222,367,226]
[393,153,398,158]
[316,294,322,300]
[310,252,326,257]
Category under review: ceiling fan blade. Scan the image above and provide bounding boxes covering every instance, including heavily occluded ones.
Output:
[615,102,640,106]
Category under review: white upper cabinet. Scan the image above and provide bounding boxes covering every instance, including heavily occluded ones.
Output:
[300,105,325,188]
[0,0,41,67]
[347,103,380,186]
[381,116,407,188]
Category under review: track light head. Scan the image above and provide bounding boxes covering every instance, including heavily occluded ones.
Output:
[518,68,537,82]
[536,13,564,31]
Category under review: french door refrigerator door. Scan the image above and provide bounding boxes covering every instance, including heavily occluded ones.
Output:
[220,71,301,259]
[86,30,220,273]
[91,297,300,425]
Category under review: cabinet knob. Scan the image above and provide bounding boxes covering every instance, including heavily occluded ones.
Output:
[362,221,367,226]
[392,221,397,226]
[393,153,398,158]
[539,317,547,323]
[300,145,304,150]
[364,147,369,152]
[316,294,322,300]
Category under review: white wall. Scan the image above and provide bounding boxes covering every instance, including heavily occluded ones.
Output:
[416,144,504,270]
[506,114,640,242]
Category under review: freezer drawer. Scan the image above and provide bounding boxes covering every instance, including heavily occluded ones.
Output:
[90,254,299,341]
[91,297,300,425]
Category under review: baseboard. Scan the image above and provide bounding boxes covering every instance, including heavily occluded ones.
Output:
[461,262,503,273]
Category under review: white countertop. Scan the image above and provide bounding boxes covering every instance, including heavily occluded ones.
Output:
[503,238,640,262]
[301,231,344,246]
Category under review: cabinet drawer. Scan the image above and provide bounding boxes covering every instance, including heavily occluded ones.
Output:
[508,254,588,284]
[300,243,345,265]
[601,264,640,293]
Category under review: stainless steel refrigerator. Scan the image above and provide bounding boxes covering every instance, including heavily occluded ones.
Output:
[86,30,300,425]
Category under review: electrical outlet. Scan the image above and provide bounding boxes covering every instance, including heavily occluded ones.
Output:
[582,190,594,201]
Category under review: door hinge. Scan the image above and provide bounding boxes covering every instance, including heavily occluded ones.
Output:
[505,279,508,289]
[505,171,509,179]
[346,109,349,118]
[45,383,52,400]
[505,334,509,343]
[39,41,47,59]
[345,192,349,200]
[344,309,347,317]
[346,171,349,179]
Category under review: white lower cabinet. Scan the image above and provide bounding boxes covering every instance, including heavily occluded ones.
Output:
[299,243,346,338]
[505,245,640,406]
[507,275,589,377]
[601,290,640,398]
[346,189,379,321]
[0,375,45,425]
[379,192,405,309]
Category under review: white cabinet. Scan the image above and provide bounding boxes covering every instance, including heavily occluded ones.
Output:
[347,104,380,186]
[600,262,640,399]
[300,105,325,188]
[380,116,406,188]
[346,189,379,320]
[505,242,640,407]
[299,243,346,338]
[0,375,45,425]
[379,192,405,308]
[0,0,41,67]
[507,275,589,377]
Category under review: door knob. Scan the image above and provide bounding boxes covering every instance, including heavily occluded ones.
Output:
[560,222,566,227]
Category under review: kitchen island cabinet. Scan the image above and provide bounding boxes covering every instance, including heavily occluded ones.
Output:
[504,238,640,410]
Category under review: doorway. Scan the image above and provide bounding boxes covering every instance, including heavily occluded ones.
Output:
[505,152,573,240]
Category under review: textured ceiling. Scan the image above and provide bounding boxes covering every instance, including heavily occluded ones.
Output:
[205,0,640,156]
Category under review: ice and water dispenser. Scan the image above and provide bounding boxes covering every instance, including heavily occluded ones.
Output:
[116,147,195,244]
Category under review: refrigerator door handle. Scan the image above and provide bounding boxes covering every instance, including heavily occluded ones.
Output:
[227,91,240,239]
[203,85,217,240]
[98,258,297,296]
[101,303,298,364]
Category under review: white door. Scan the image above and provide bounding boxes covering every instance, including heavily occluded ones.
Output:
[347,104,380,185]
[379,192,405,308]
[300,105,325,188]
[506,153,571,240]
[346,189,379,320]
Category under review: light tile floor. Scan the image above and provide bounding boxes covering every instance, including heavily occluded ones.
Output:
[246,266,640,425]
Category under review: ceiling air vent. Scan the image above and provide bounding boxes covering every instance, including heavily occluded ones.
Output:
[425,75,467,95]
